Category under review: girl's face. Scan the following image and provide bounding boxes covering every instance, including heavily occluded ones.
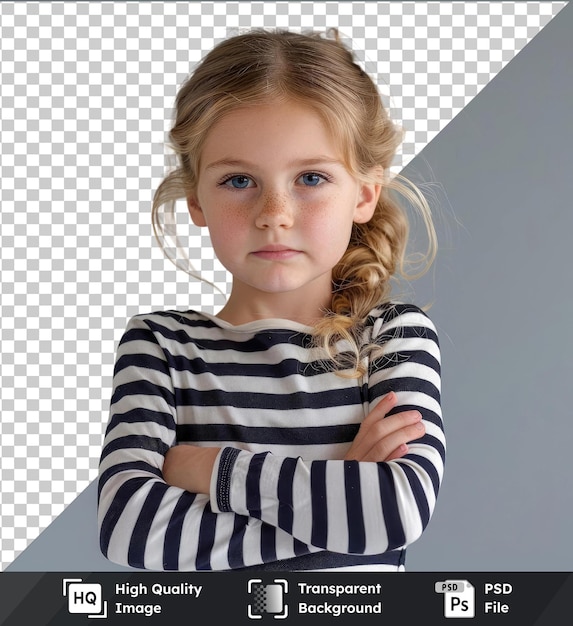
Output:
[187,100,381,323]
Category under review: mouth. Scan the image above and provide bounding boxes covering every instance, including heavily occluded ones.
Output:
[251,245,300,260]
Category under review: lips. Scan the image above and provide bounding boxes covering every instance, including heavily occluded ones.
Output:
[251,245,300,260]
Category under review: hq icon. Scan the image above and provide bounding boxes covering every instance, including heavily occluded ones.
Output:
[63,578,108,619]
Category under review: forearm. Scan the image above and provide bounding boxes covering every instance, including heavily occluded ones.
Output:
[210,437,444,555]
[159,393,442,556]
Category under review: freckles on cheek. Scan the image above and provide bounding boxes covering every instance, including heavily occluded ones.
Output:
[299,201,345,235]
[298,200,330,224]
[221,202,250,221]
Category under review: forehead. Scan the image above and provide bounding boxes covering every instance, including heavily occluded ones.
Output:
[199,101,345,168]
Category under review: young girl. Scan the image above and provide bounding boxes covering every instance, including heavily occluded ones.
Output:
[98,29,444,572]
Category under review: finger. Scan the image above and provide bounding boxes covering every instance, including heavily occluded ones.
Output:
[363,391,398,423]
[360,421,425,462]
[350,392,399,450]
[348,411,419,461]
[384,443,409,461]
[349,408,422,460]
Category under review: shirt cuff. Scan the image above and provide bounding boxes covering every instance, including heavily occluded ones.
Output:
[210,446,241,513]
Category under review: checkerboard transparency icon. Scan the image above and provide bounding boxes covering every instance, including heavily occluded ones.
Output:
[247,579,288,619]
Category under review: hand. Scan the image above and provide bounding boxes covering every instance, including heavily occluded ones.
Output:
[344,392,425,462]
[162,445,220,494]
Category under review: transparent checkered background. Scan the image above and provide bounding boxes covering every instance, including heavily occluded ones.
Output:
[0,1,566,570]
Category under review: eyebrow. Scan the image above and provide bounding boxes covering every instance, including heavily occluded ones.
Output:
[204,157,344,171]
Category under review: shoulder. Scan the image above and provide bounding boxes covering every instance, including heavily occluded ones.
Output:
[365,302,436,329]
[118,309,220,345]
[364,302,439,345]
[125,309,215,331]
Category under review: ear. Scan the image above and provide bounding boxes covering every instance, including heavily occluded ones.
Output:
[187,195,207,227]
[353,175,382,224]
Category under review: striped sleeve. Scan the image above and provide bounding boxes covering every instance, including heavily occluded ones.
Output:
[210,306,445,554]
[98,316,228,571]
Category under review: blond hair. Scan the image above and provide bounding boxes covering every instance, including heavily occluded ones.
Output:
[152,29,437,377]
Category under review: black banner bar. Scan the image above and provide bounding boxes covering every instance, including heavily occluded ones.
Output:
[1,572,571,625]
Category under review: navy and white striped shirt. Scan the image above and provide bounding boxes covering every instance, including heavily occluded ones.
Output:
[98,302,444,571]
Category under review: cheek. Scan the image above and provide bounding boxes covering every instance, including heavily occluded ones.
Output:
[205,205,249,253]
[298,198,354,241]
[209,221,238,246]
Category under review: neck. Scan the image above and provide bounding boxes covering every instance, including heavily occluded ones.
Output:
[216,283,332,326]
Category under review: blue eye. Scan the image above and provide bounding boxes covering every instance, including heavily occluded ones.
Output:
[224,175,252,189]
[300,173,325,186]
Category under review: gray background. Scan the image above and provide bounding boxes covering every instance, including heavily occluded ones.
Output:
[408,1,573,570]
[2,2,571,572]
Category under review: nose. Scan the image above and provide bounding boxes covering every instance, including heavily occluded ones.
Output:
[254,192,294,229]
